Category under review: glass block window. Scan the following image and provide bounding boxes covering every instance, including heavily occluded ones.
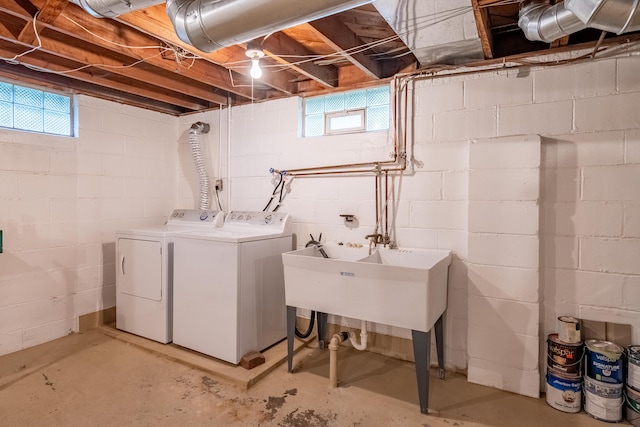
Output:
[0,81,73,136]
[303,86,390,137]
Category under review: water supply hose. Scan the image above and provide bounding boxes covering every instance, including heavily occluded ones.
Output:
[294,234,329,339]
[263,170,284,212]
[189,121,211,210]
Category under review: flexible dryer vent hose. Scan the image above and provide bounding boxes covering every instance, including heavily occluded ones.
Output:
[189,122,211,210]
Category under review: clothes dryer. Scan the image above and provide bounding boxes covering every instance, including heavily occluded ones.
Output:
[115,209,224,343]
[172,211,292,364]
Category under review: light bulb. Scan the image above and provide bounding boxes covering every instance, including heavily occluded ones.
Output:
[250,57,262,79]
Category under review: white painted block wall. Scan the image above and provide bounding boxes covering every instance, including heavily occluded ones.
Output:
[217,52,640,396]
[0,95,179,356]
[467,135,540,398]
[1,49,638,401]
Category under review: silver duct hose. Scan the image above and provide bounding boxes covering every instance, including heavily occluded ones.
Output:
[519,0,640,43]
[72,0,164,18]
[189,122,211,210]
[165,0,372,52]
[74,0,371,53]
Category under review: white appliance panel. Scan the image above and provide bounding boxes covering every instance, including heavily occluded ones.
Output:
[118,238,162,301]
[171,212,291,364]
[173,238,240,362]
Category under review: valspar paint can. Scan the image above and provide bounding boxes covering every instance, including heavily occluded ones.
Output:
[545,369,581,413]
[628,345,640,392]
[547,334,583,375]
[584,375,623,422]
[585,340,624,384]
[627,385,640,427]
[557,316,581,344]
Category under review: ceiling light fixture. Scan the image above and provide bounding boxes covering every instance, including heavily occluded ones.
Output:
[245,46,265,79]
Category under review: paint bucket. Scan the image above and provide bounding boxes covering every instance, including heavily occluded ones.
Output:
[627,385,640,427]
[547,334,583,376]
[584,375,623,422]
[557,316,581,344]
[545,368,582,413]
[585,340,624,384]
[628,345,640,392]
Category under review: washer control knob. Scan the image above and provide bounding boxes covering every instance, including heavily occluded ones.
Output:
[200,212,209,221]
[264,214,272,224]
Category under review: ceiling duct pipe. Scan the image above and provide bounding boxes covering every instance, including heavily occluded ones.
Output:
[165,0,373,52]
[72,0,165,18]
[518,0,640,43]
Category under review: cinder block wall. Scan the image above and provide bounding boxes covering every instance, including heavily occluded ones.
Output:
[222,53,640,396]
[0,96,179,355]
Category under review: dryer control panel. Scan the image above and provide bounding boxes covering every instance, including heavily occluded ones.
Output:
[167,209,224,226]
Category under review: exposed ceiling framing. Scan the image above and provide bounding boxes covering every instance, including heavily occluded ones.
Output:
[0,0,638,116]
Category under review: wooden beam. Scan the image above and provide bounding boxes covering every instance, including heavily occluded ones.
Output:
[0,18,12,39]
[305,16,383,80]
[471,0,494,59]
[261,32,338,88]
[0,41,210,111]
[550,35,570,48]
[114,3,298,95]
[0,60,186,115]
[18,0,67,44]
[1,0,249,103]
[0,17,224,108]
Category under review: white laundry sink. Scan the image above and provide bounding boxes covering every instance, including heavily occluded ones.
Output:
[282,245,452,332]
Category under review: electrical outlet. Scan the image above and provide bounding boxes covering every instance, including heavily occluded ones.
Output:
[215,179,223,191]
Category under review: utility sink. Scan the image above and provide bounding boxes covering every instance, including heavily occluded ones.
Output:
[282,245,452,333]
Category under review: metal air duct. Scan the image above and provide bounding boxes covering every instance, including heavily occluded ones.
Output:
[519,0,640,43]
[73,0,164,18]
[165,0,373,52]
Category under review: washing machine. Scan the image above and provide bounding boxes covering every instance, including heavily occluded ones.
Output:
[115,209,224,343]
[172,211,292,364]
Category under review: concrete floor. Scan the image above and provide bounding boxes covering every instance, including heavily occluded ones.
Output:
[0,327,624,426]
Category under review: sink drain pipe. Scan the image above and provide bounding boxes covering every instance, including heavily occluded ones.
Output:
[349,320,368,351]
[329,331,350,388]
[329,320,368,388]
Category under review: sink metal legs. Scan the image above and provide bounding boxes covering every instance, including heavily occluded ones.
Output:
[287,305,446,415]
[412,313,445,414]
[316,311,328,348]
[286,306,296,373]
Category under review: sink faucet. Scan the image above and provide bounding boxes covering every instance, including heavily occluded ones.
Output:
[365,233,383,245]
[365,232,392,247]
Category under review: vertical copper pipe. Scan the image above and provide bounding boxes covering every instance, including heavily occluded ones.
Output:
[374,172,380,235]
[384,171,389,244]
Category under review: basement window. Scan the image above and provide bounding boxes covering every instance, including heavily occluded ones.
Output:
[0,81,74,137]
[304,86,390,137]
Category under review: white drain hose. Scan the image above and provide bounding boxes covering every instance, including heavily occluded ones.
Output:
[189,122,210,210]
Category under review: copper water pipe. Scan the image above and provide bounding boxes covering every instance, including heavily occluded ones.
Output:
[285,164,407,177]
[271,159,396,175]
[384,171,389,244]
[273,75,407,177]
[375,170,380,235]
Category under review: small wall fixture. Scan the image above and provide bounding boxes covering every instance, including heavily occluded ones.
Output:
[245,46,264,79]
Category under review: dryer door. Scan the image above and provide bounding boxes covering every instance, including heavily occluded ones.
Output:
[118,238,162,301]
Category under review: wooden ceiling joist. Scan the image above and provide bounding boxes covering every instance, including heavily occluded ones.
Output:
[0,42,211,111]
[262,32,338,88]
[115,4,298,95]
[472,0,494,59]
[306,16,383,80]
